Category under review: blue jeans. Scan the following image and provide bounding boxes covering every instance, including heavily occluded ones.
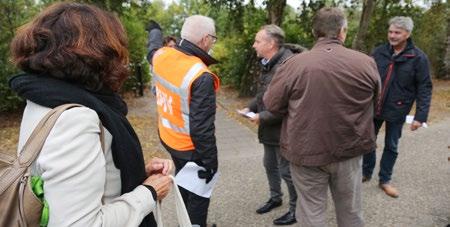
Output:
[363,119,404,184]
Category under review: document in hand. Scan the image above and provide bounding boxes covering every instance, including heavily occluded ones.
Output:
[405,115,428,128]
[236,109,256,119]
[405,115,414,124]
[175,162,219,198]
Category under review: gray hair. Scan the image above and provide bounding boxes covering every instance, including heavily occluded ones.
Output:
[389,16,414,33]
[261,24,285,47]
[312,7,347,39]
[181,15,215,44]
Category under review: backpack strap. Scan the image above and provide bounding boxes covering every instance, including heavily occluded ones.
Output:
[18,104,84,166]
[0,104,107,196]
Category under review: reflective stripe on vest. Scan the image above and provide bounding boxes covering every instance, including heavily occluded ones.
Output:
[152,47,220,151]
[153,62,205,134]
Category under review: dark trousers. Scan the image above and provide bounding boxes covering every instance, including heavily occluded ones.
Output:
[363,118,404,184]
[263,144,297,212]
[172,157,210,227]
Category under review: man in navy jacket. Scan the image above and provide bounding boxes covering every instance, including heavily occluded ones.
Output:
[363,16,432,198]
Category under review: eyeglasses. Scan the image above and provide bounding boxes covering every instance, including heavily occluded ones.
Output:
[208,34,218,44]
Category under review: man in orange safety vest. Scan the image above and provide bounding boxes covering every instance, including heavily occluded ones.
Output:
[152,15,220,227]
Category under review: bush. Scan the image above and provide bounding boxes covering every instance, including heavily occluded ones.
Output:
[120,5,151,93]
[0,1,41,112]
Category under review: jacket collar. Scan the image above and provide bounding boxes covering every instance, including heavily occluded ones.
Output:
[176,39,218,66]
[381,38,417,62]
[262,47,289,72]
[312,37,344,49]
[389,38,415,54]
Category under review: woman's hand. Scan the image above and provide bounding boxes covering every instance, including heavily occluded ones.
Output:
[145,157,173,176]
[143,174,172,200]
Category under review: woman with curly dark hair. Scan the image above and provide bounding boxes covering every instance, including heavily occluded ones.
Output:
[9,2,172,226]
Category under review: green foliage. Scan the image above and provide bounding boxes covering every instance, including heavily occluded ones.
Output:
[283,0,360,48]
[78,0,125,12]
[0,0,41,112]
[0,0,448,112]
[284,1,326,48]
[120,3,151,91]
[0,0,151,111]
[209,2,266,96]
[415,2,447,78]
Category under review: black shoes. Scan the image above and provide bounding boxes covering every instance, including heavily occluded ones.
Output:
[273,211,297,225]
[256,199,297,225]
[256,199,282,214]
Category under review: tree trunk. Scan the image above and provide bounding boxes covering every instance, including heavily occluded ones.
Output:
[444,1,450,79]
[352,0,377,52]
[238,51,259,96]
[266,0,287,25]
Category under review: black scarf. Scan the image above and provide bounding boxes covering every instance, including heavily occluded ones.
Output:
[9,73,156,227]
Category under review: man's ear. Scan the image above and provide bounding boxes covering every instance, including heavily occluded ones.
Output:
[270,39,277,49]
[338,26,348,42]
[197,35,207,50]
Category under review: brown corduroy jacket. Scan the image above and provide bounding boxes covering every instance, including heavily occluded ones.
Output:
[263,38,381,167]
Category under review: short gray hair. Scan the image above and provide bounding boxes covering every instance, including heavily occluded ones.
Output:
[312,7,347,39]
[181,15,215,44]
[261,24,285,47]
[389,16,414,33]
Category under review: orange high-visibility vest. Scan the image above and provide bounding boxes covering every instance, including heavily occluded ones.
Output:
[152,47,220,151]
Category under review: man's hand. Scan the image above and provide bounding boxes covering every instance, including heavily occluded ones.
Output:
[143,174,172,200]
[145,157,173,176]
[410,120,422,131]
[250,113,260,125]
[198,168,216,184]
[195,159,218,184]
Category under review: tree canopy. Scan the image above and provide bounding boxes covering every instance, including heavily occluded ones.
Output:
[0,0,448,112]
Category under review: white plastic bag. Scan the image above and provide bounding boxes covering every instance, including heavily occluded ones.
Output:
[155,175,192,227]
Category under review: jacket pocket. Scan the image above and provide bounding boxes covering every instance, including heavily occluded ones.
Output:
[396,65,414,87]
[387,95,414,117]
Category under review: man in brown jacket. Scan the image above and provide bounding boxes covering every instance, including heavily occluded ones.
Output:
[263,7,380,227]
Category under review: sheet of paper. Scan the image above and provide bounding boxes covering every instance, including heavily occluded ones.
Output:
[405,115,414,124]
[405,115,428,128]
[245,112,256,118]
[175,162,219,198]
[236,109,256,119]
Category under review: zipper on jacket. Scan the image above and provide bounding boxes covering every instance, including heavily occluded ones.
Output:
[376,62,394,116]
[18,175,28,227]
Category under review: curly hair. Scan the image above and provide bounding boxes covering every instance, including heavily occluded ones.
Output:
[10,2,129,92]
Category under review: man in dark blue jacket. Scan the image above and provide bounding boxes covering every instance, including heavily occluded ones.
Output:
[363,16,432,198]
